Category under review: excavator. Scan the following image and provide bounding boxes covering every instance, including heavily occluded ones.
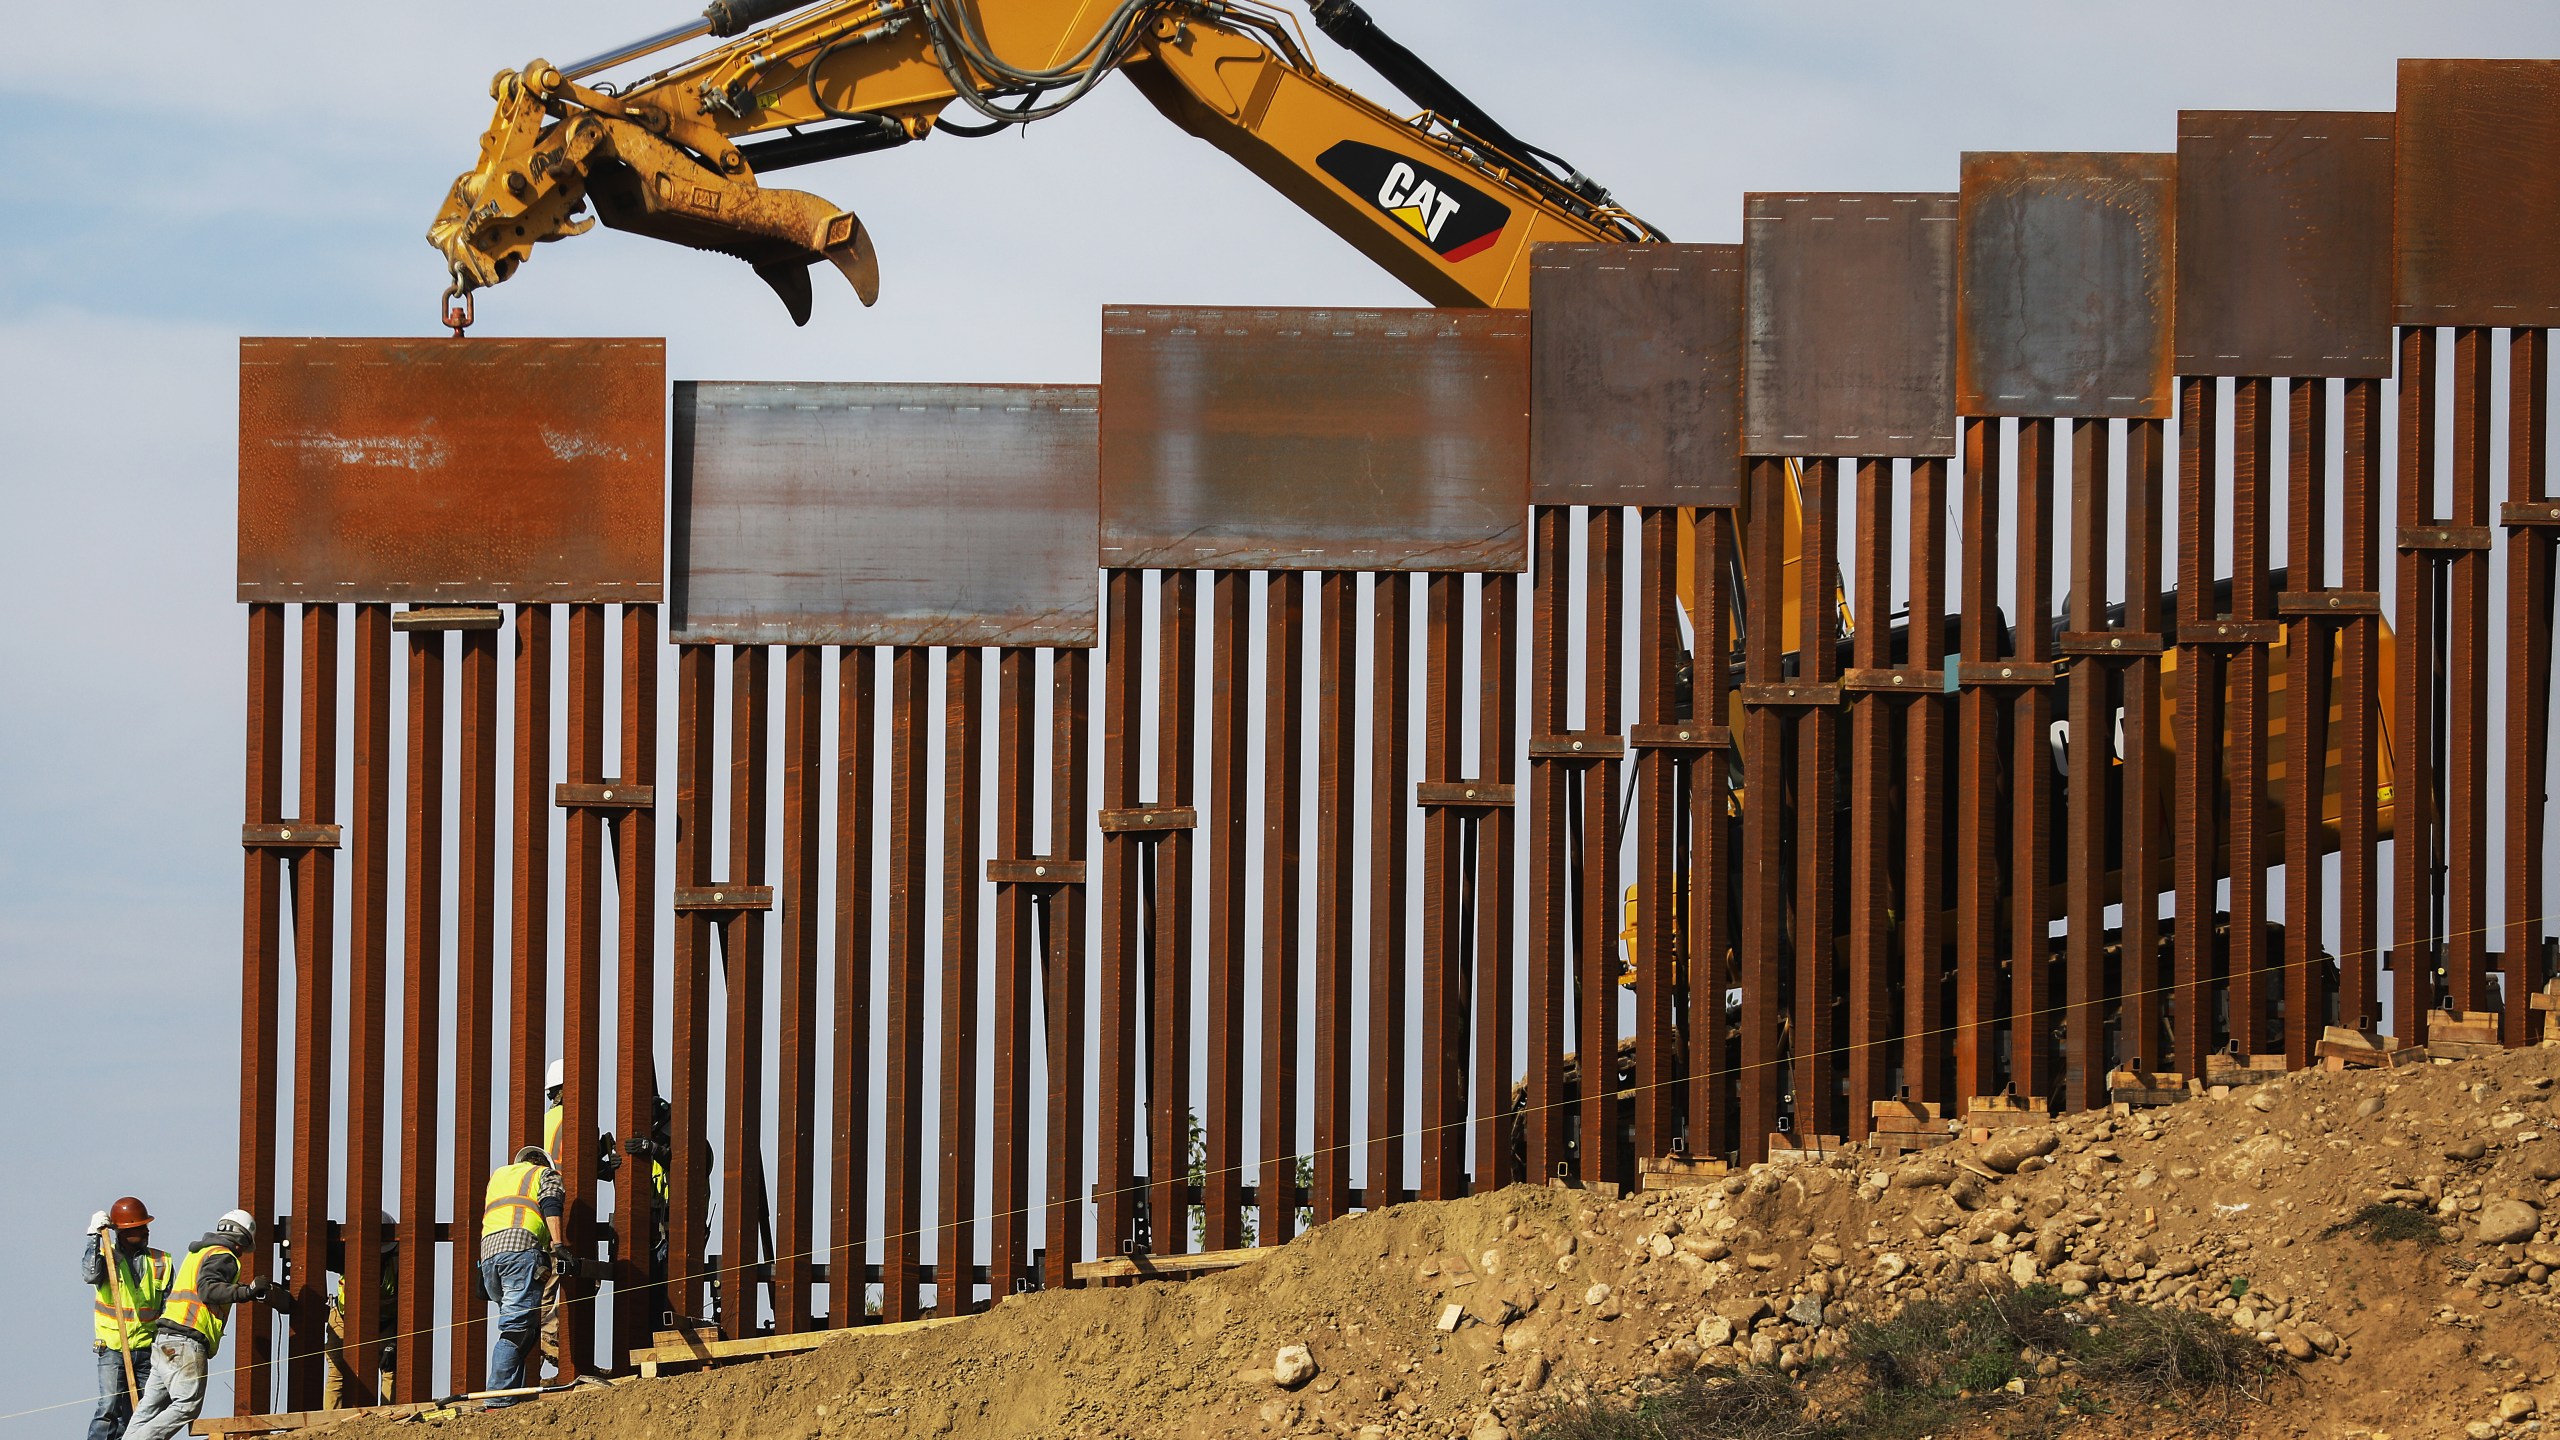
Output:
[429,0,1658,328]
[431,0,2399,1135]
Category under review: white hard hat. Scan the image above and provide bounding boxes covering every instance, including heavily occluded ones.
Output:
[545,1059,565,1091]
[216,1209,256,1238]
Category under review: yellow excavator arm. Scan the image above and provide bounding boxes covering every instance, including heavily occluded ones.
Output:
[429,0,1663,327]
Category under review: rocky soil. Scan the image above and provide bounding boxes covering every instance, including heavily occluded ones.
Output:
[352,1042,2560,1440]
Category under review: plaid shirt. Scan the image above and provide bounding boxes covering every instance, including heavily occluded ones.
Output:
[481,1167,566,1257]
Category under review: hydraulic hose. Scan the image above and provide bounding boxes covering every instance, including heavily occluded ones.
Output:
[704,0,828,37]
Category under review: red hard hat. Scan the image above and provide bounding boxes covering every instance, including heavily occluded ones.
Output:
[108,1197,153,1231]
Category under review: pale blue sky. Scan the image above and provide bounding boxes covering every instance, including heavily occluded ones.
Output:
[5,0,2557,1421]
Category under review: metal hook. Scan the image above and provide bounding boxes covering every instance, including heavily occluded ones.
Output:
[442,282,476,338]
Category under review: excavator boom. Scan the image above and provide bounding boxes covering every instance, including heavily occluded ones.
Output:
[429,0,1660,326]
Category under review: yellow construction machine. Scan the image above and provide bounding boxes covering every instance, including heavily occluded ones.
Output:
[430,0,1659,328]
[432,0,2398,1020]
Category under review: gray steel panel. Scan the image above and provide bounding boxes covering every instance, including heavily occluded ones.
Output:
[1958,153,2175,418]
[1099,307,1529,572]
[1744,194,1958,457]
[2175,111,2394,378]
[671,383,1100,648]
[1530,243,1744,507]
[2396,59,2560,327]
[237,338,665,603]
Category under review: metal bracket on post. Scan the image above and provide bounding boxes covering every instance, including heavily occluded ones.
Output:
[986,857,1088,886]
[556,780,656,810]
[1414,782,1517,809]
[1096,807,1197,834]
[672,885,774,913]
[1527,732,1626,763]
[241,822,344,850]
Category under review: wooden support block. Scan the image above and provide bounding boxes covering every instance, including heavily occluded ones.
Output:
[1763,1133,1846,1163]
[627,1315,971,1374]
[1637,1154,1730,1185]
[193,1405,438,1435]
[2428,1017,2499,1046]
[2427,1040,2506,1061]
[1070,1245,1268,1282]
[1870,1098,1943,1120]
[1965,1095,2049,1115]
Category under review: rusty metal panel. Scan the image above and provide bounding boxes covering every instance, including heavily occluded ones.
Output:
[2397,60,2560,326]
[1957,153,2175,418]
[1530,243,1743,506]
[1743,194,1957,457]
[238,339,663,603]
[672,383,1099,648]
[1099,307,1529,571]
[2175,111,2394,377]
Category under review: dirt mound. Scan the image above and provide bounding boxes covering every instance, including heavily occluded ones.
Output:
[347,1043,2560,1440]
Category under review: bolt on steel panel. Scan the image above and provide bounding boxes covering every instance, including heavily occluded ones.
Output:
[1099,307,1529,571]
[238,339,664,603]
[2397,59,2560,326]
[1744,194,1958,457]
[2175,111,2394,378]
[1530,243,1744,506]
[1957,153,2175,418]
[671,383,1100,648]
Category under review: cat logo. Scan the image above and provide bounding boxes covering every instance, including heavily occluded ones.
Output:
[1316,140,1511,262]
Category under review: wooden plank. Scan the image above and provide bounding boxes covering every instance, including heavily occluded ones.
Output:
[1069,1245,1270,1282]
[194,1402,438,1435]
[628,1315,972,1369]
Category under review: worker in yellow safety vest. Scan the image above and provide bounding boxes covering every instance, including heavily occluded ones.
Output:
[124,1210,293,1440]
[538,1060,638,1379]
[478,1146,568,1405]
[82,1197,173,1440]
[320,1213,398,1410]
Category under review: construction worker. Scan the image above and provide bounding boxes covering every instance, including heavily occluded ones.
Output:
[125,1210,293,1440]
[320,1214,397,1410]
[479,1145,569,1405]
[537,1060,618,1378]
[630,1094,673,1276]
[82,1198,173,1440]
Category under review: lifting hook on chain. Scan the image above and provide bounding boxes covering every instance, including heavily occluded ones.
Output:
[441,273,475,338]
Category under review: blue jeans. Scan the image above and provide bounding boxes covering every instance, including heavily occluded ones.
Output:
[123,1336,204,1440]
[87,1344,152,1440]
[479,1248,547,1400]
